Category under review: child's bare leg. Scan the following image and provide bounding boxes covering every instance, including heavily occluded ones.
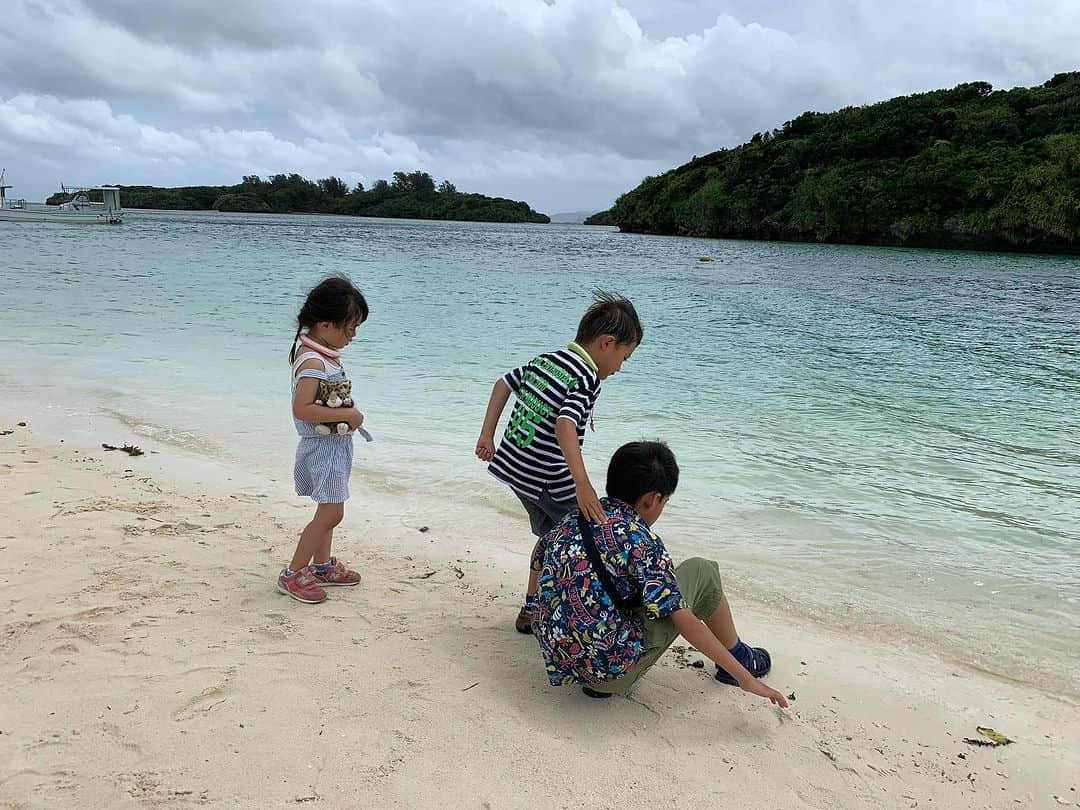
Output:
[526,537,542,595]
[290,503,344,571]
[704,595,740,649]
[312,505,341,565]
[313,527,334,566]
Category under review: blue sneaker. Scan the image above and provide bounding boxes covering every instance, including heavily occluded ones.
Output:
[715,641,772,685]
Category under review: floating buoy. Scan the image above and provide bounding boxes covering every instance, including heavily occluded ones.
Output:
[698,255,712,262]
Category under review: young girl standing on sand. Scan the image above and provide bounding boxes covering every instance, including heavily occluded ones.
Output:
[278,276,369,604]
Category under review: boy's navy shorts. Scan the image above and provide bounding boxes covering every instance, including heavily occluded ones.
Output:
[515,489,575,537]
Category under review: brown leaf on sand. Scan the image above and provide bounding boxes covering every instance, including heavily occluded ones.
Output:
[963,726,1014,748]
[102,443,145,457]
[976,726,1014,745]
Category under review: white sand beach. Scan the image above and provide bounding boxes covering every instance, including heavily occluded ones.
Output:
[1,410,1078,809]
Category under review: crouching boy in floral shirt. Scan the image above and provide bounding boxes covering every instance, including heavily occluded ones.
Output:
[531,440,788,706]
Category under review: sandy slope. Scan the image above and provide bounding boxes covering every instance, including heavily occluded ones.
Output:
[0,424,1077,809]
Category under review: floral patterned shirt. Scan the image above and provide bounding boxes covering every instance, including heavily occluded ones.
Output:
[531,497,687,686]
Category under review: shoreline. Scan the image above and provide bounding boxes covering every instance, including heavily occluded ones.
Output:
[118,207,552,226]
[604,224,1080,257]
[1,411,1078,806]
[2,376,1075,702]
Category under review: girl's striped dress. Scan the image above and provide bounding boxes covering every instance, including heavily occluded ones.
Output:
[292,346,354,503]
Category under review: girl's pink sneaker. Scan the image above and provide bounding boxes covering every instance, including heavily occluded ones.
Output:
[277,566,327,603]
[313,557,362,587]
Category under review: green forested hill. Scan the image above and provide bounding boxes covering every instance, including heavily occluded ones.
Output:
[588,72,1080,253]
[54,171,549,223]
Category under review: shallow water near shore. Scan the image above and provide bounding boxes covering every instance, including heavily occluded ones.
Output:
[2,210,1078,693]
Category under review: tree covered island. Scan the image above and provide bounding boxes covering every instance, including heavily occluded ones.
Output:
[587,72,1080,253]
[61,171,549,223]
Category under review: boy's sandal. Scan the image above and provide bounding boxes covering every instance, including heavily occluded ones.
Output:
[514,607,534,635]
[715,645,772,686]
[581,687,613,699]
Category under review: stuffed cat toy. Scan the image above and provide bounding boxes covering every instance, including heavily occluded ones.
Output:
[314,380,353,435]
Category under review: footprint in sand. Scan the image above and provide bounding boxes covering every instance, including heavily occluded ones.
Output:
[2,616,52,648]
[23,733,70,752]
[2,767,78,793]
[171,667,236,721]
[96,720,142,753]
[123,521,202,537]
[249,612,297,639]
[67,605,125,622]
[51,605,127,644]
[57,622,103,643]
[121,771,163,800]
[52,498,171,518]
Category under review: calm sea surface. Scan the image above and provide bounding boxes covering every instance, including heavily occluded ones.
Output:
[2,210,1078,691]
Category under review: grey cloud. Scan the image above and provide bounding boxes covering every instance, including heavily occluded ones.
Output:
[80,0,329,51]
[2,0,1078,211]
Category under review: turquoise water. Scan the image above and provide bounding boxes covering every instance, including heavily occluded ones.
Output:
[2,210,1078,691]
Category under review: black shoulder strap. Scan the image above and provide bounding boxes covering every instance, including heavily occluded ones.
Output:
[578,518,643,613]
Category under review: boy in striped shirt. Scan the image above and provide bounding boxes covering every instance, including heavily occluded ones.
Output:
[475,291,643,633]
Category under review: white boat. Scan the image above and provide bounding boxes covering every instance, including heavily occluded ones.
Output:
[0,171,123,224]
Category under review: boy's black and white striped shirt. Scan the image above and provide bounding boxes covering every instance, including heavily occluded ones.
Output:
[488,345,601,502]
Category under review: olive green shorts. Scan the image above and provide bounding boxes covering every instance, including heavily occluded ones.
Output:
[587,557,725,695]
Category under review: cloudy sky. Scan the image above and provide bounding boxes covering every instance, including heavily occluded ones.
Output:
[1,1,1077,214]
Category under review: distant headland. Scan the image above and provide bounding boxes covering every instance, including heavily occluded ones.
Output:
[48,171,549,224]
[587,72,1080,254]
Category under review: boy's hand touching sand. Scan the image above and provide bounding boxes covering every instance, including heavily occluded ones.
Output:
[739,677,789,708]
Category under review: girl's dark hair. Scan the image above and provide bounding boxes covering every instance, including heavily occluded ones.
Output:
[606,441,679,504]
[575,290,643,346]
[289,275,369,361]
